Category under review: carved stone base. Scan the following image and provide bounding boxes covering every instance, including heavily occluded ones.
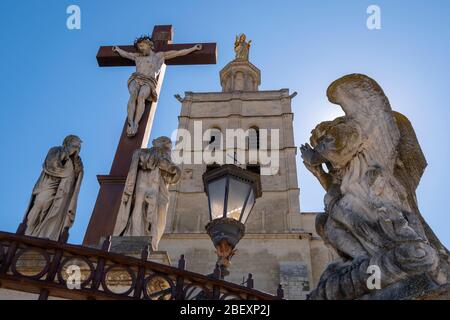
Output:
[107,236,171,266]
[358,274,439,300]
[414,284,450,300]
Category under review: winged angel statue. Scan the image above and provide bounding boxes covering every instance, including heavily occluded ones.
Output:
[301,74,450,300]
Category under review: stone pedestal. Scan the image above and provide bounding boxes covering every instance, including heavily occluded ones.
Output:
[219,59,261,92]
[358,274,439,300]
[414,284,450,300]
[109,236,171,266]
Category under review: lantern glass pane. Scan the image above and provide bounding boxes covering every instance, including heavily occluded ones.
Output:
[226,177,251,220]
[240,189,255,224]
[208,177,227,220]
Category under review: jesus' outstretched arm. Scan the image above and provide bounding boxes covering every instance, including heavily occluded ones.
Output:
[163,44,202,60]
[112,46,137,61]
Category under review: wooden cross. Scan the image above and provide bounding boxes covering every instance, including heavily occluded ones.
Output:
[83,25,217,246]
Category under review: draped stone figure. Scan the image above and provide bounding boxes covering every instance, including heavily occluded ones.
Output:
[113,136,181,251]
[24,135,83,241]
[301,74,450,300]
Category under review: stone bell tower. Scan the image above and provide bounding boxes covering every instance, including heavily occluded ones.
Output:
[158,36,331,299]
[220,58,261,92]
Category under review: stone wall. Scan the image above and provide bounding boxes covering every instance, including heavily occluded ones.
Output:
[161,61,333,299]
[159,231,332,300]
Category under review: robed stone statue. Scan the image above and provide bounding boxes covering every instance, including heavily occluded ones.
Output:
[24,135,83,241]
[113,136,181,251]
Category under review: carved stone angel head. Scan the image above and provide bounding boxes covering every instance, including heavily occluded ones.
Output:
[310,117,362,169]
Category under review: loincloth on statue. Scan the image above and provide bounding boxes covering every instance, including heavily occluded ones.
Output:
[128,72,158,102]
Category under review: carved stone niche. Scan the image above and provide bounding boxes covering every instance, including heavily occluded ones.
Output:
[220,59,261,92]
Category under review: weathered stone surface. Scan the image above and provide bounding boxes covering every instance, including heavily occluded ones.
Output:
[301,74,450,300]
[110,235,153,253]
[24,135,83,241]
[113,137,181,251]
[109,236,171,265]
[220,59,261,92]
[159,38,333,299]
[359,274,438,300]
[414,284,450,300]
[159,232,325,300]
[113,37,202,137]
[279,262,310,300]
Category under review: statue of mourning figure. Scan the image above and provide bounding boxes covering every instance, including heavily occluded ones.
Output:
[113,136,181,251]
[24,135,83,241]
[301,74,450,300]
[113,36,202,138]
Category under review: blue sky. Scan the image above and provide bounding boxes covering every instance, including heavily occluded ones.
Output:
[0,0,449,247]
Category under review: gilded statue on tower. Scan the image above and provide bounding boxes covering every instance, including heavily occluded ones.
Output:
[234,33,251,60]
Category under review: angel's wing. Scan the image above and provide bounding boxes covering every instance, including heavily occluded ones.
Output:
[327,74,400,172]
[392,111,450,255]
[393,111,427,191]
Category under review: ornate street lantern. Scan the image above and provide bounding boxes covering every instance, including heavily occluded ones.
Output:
[203,164,262,278]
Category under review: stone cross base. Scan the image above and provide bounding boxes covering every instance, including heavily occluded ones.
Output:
[107,236,171,266]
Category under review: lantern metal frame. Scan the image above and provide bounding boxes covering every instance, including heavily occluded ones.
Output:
[203,164,262,222]
[202,164,262,279]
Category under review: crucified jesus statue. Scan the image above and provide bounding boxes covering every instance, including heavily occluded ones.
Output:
[113,36,202,137]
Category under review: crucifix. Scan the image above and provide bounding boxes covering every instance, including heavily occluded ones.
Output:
[83,25,217,246]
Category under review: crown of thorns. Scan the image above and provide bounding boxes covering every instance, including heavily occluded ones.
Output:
[134,35,153,48]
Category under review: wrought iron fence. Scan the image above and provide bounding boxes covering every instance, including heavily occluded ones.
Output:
[0,225,281,300]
